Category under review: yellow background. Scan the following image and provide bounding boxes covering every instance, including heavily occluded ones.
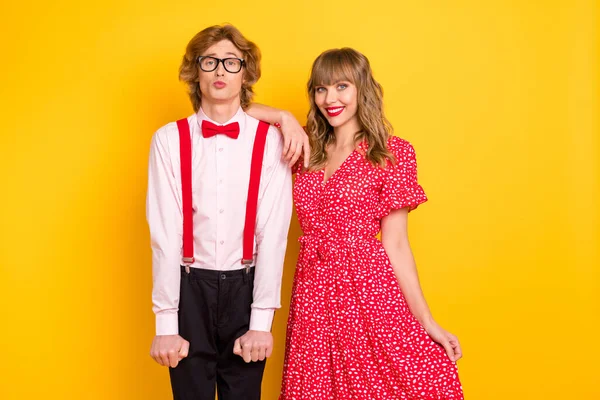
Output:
[0,0,598,399]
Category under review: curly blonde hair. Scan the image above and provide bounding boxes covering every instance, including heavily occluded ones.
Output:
[179,25,261,112]
[306,48,395,169]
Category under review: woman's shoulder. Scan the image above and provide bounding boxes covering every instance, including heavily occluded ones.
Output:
[386,136,419,164]
[386,135,414,153]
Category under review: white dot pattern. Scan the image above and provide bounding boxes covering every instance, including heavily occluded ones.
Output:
[280,137,464,399]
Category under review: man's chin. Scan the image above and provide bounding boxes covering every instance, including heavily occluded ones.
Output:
[203,92,241,106]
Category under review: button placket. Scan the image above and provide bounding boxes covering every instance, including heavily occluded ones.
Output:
[215,137,224,266]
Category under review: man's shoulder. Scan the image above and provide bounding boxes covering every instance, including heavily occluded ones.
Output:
[242,113,282,145]
[152,114,196,144]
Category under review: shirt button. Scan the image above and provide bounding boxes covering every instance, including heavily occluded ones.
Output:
[218,148,223,152]
[219,209,224,214]
[220,240,224,245]
[219,179,223,184]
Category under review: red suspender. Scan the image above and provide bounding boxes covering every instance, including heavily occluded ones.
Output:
[242,121,270,264]
[175,118,270,267]
[176,118,195,265]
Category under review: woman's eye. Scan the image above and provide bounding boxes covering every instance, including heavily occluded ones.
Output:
[338,84,347,90]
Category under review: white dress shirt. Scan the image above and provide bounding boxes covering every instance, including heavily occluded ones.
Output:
[147,107,292,336]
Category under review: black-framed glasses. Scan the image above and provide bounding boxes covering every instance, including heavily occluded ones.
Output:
[197,56,245,73]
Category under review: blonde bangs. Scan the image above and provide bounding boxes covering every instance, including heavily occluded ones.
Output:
[309,50,358,89]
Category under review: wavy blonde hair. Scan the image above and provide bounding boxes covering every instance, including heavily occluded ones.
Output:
[179,25,261,112]
[306,48,394,169]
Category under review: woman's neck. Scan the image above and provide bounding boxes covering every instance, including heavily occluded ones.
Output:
[331,118,360,150]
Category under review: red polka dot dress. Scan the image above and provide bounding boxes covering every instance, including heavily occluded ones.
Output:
[280,136,464,400]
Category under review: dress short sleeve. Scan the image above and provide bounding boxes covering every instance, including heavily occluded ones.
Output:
[379,137,428,217]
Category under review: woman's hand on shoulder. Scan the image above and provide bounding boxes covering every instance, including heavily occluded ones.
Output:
[245,103,310,168]
[278,111,310,168]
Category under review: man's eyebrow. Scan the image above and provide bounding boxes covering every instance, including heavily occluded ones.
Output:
[204,52,241,57]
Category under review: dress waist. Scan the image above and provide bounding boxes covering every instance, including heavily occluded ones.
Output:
[298,234,379,263]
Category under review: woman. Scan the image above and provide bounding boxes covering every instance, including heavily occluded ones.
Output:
[249,48,463,399]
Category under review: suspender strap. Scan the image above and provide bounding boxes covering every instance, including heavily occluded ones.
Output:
[175,118,269,267]
[242,121,270,265]
[176,118,195,265]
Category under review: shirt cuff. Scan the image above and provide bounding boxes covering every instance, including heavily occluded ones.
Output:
[249,308,275,332]
[156,313,179,336]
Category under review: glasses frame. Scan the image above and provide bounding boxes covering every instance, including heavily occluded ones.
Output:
[197,56,245,73]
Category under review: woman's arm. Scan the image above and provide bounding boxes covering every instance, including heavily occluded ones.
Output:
[246,103,310,168]
[381,208,462,362]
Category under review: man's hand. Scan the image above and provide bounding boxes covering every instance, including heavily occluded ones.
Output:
[150,334,190,368]
[233,330,273,363]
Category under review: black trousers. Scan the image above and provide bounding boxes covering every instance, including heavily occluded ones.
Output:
[169,266,266,400]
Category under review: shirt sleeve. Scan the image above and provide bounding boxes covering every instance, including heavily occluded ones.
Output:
[250,125,293,332]
[378,137,428,218]
[146,126,183,336]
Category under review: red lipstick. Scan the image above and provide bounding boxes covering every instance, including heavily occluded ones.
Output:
[325,106,345,117]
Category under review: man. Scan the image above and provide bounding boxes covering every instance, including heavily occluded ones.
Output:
[146,24,293,400]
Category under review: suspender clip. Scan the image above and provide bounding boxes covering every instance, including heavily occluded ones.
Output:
[182,257,194,274]
[242,258,253,274]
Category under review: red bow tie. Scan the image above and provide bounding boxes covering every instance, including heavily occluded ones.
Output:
[201,120,240,139]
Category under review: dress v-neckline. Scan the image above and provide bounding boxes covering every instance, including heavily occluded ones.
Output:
[321,148,357,186]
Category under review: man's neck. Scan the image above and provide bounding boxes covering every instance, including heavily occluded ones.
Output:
[201,100,241,124]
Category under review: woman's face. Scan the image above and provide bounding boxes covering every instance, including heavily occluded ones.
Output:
[314,81,359,130]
